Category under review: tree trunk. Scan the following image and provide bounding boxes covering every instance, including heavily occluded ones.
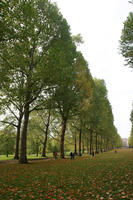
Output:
[105,139,108,151]
[19,104,29,164]
[36,139,39,157]
[78,128,82,156]
[74,136,77,155]
[6,150,8,157]
[14,112,23,160]
[95,132,98,153]
[42,134,48,157]
[42,110,51,157]
[60,118,67,158]
[89,129,93,154]
[82,141,84,154]
[86,139,89,154]
[100,135,103,152]
[6,139,8,157]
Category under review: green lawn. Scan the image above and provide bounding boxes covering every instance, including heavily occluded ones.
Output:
[0,149,133,199]
[0,155,14,161]
[0,154,52,161]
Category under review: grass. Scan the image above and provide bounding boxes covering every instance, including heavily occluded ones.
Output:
[0,149,133,199]
[0,155,14,160]
[0,154,51,161]
[0,152,70,161]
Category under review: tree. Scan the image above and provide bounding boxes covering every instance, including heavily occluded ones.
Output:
[120,11,133,68]
[0,126,16,157]
[128,108,133,147]
[87,78,119,153]
[52,82,78,158]
[0,89,24,159]
[0,0,15,42]
[73,51,93,156]
[28,108,52,157]
[0,0,76,163]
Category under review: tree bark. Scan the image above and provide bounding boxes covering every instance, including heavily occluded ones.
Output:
[6,139,8,157]
[42,110,51,157]
[42,134,48,157]
[60,118,67,158]
[100,135,103,152]
[86,139,89,154]
[19,103,29,164]
[95,132,98,153]
[74,136,77,155]
[78,128,82,156]
[82,141,84,154]
[89,129,93,154]
[14,112,23,160]
[36,139,39,157]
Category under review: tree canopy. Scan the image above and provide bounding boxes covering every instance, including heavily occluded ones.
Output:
[0,0,122,163]
[120,11,133,68]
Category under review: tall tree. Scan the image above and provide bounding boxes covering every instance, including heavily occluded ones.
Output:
[128,108,133,147]
[53,82,78,158]
[0,126,16,157]
[120,10,133,68]
[0,0,76,163]
[74,51,93,156]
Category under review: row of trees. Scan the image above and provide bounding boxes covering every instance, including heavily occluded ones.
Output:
[0,0,121,163]
[119,1,133,147]
[128,109,133,147]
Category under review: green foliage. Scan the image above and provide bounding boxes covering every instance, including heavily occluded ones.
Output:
[72,34,84,46]
[130,109,133,124]
[0,0,121,160]
[0,126,15,156]
[120,11,133,68]
[128,109,133,147]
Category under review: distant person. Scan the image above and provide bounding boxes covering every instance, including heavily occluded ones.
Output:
[70,152,73,159]
[92,151,95,157]
[70,152,75,159]
[72,152,75,159]
[53,151,57,159]
[115,150,117,153]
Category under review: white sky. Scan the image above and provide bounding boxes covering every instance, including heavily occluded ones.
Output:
[52,0,133,139]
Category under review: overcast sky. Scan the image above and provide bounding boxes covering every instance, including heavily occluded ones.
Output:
[52,0,133,139]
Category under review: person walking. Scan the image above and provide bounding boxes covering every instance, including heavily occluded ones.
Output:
[53,151,57,159]
[70,152,73,159]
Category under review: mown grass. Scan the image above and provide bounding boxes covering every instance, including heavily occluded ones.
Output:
[0,149,133,200]
[0,152,70,161]
[0,155,14,161]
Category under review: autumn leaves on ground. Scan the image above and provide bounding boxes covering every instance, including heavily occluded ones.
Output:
[0,149,133,200]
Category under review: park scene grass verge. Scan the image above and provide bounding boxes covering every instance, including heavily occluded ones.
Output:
[0,149,133,200]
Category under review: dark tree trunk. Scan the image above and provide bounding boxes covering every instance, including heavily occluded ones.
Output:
[82,141,84,154]
[100,135,103,152]
[89,129,93,154]
[19,103,29,164]
[74,136,77,155]
[42,134,48,157]
[103,138,106,151]
[6,139,8,157]
[78,128,82,156]
[95,132,98,153]
[14,112,23,160]
[36,140,39,157]
[60,118,67,158]
[42,110,51,157]
[86,140,89,154]
[105,139,108,151]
